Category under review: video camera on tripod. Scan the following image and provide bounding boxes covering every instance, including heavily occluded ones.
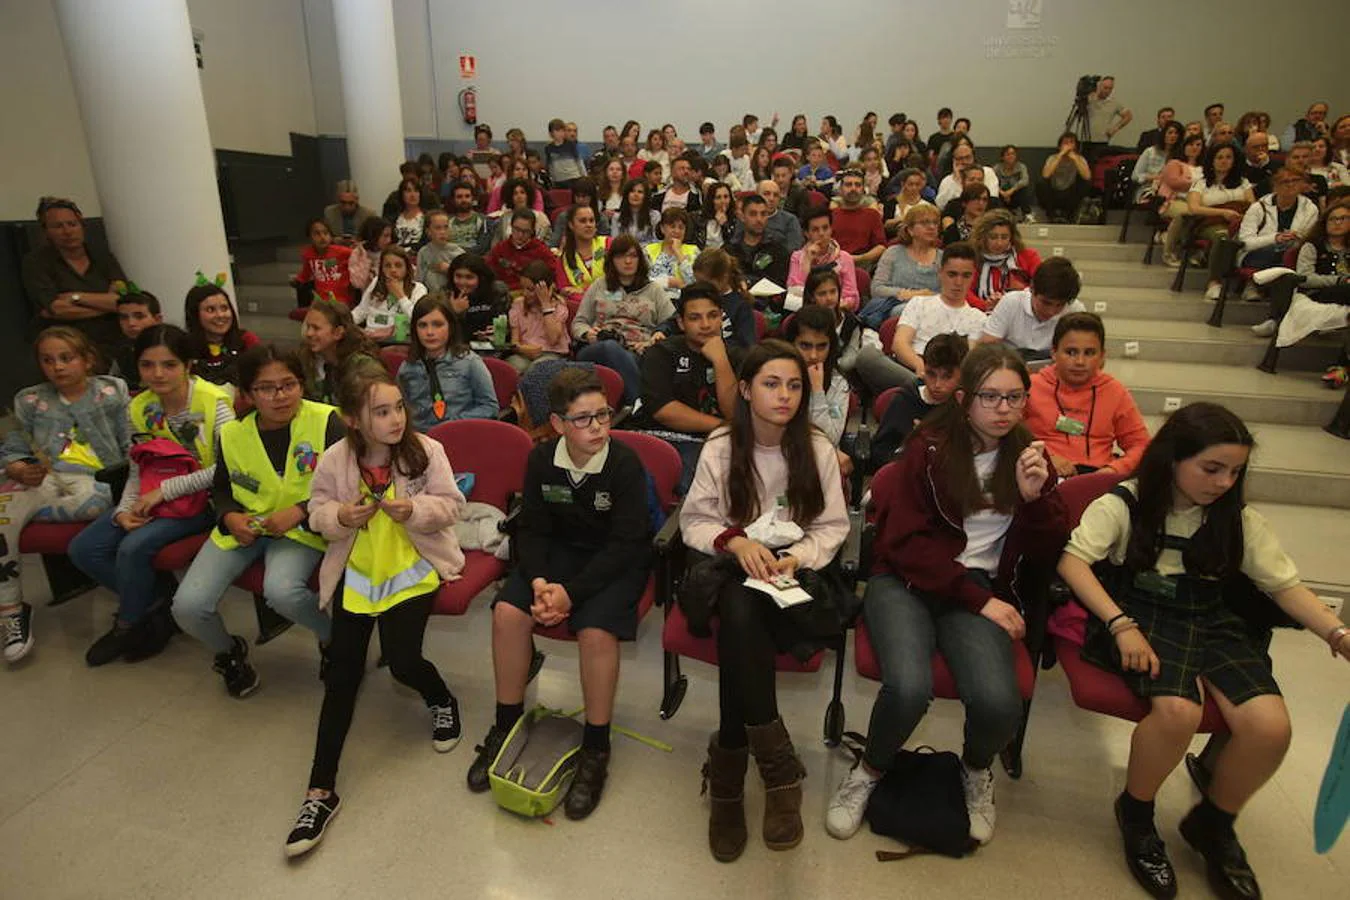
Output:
[1065,74,1101,143]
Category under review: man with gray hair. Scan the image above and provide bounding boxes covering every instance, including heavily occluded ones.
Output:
[323,180,375,244]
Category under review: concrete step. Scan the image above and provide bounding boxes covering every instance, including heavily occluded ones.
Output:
[1028,240,1143,264]
[1076,286,1268,326]
[1143,415,1350,510]
[236,261,295,285]
[239,312,301,345]
[1076,259,1204,291]
[274,244,306,264]
[1102,319,1336,371]
[1110,358,1339,427]
[1249,501,1350,592]
[235,283,297,318]
[1022,223,1121,242]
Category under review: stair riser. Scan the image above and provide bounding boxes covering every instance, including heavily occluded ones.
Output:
[1078,265,1201,290]
[1081,297,1267,325]
[236,262,295,285]
[1104,337,1335,371]
[236,286,297,318]
[1129,387,1338,428]
[1028,242,1143,263]
[1246,469,1350,510]
[1023,224,1121,241]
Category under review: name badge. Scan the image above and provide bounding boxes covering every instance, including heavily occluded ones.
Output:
[1055,414,1086,436]
[542,484,573,504]
[230,470,261,492]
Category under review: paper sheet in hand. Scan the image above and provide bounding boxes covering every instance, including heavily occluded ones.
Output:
[749,278,786,298]
[1314,702,1350,853]
[743,576,812,609]
[469,341,496,352]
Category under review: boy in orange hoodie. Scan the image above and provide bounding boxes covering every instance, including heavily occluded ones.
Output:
[1024,312,1150,477]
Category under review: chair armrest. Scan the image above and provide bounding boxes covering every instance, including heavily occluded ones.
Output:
[653,499,684,555]
[839,510,864,581]
[610,405,632,429]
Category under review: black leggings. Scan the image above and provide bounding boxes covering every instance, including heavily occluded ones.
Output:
[1036,177,1089,219]
[309,590,450,790]
[716,583,780,748]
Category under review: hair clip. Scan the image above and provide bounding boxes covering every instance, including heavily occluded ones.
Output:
[112,280,142,296]
[194,270,228,288]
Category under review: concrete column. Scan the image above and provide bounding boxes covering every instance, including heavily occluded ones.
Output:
[332,0,406,210]
[54,0,232,327]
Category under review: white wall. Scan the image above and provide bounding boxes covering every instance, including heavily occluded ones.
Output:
[344,0,1344,147]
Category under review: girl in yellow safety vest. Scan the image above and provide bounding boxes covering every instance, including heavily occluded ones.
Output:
[284,363,466,859]
[69,325,234,667]
[170,345,345,698]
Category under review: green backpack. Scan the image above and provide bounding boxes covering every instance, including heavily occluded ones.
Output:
[489,706,584,818]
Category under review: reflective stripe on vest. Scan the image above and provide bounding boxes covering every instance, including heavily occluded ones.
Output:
[342,481,438,614]
[129,376,231,466]
[343,558,437,614]
[211,399,335,552]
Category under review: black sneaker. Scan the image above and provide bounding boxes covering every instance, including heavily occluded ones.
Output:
[563,747,610,820]
[430,695,461,752]
[466,725,508,793]
[1115,796,1178,899]
[85,621,130,667]
[212,635,259,698]
[2,603,33,663]
[121,608,176,664]
[318,641,331,683]
[284,793,341,858]
[1179,807,1262,900]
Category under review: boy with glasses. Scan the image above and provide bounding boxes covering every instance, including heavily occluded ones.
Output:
[466,368,652,820]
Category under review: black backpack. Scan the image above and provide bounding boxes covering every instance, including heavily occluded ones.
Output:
[844,733,975,859]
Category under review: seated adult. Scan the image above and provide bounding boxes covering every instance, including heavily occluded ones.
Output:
[445,184,491,256]
[572,235,674,404]
[934,119,973,174]
[940,165,1001,226]
[979,256,1085,359]
[654,156,703,219]
[829,169,887,270]
[628,283,739,493]
[547,180,600,250]
[381,161,440,221]
[787,207,861,311]
[1131,122,1183,204]
[21,196,126,369]
[882,167,931,232]
[859,203,941,328]
[466,367,651,819]
[1202,103,1226,143]
[1135,106,1176,153]
[751,179,805,252]
[727,195,790,302]
[490,178,551,245]
[1160,133,1207,266]
[1036,132,1092,224]
[556,203,609,299]
[1309,136,1350,191]
[702,181,738,250]
[967,210,1042,312]
[1240,131,1279,198]
[1024,312,1149,478]
[1280,101,1331,149]
[1236,168,1318,289]
[611,178,660,244]
[1285,142,1331,206]
[853,242,988,394]
[933,138,999,209]
[941,184,992,245]
[868,332,969,469]
[322,180,375,244]
[645,208,699,301]
[1185,143,1255,300]
[1208,121,1238,150]
[485,209,563,292]
[993,146,1032,219]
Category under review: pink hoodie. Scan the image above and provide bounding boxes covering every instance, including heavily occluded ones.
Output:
[787,240,861,310]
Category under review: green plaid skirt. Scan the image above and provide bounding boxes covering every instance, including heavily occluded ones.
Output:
[1081,569,1280,706]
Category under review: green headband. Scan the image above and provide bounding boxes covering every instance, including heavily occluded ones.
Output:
[194,270,227,288]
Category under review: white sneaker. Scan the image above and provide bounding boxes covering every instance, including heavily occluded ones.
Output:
[1251,318,1277,338]
[1162,251,1181,268]
[825,765,880,839]
[1242,283,1263,301]
[962,763,996,844]
[1023,212,1037,225]
[1205,283,1222,301]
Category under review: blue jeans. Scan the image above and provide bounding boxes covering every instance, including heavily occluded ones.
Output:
[577,340,641,405]
[665,437,704,495]
[172,535,328,655]
[68,508,215,625]
[861,573,1022,770]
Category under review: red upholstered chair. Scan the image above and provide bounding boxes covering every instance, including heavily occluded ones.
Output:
[872,386,902,422]
[544,189,573,215]
[529,431,680,650]
[482,356,520,413]
[17,522,95,607]
[1047,471,1230,732]
[854,268,871,307]
[753,309,767,340]
[806,189,828,209]
[426,419,533,615]
[379,345,410,380]
[592,365,624,411]
[877,316,898,358]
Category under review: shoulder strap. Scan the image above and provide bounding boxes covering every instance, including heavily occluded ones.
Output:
[422,357,447,420]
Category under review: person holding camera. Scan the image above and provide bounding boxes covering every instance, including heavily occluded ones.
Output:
[1084,76,1133,159]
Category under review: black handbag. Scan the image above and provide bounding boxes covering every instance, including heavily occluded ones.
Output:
[844,733,975,859]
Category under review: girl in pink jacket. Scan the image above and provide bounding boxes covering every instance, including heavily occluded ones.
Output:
[284,363,466,859]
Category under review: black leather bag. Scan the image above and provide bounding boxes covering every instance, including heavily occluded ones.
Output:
[856,736,974,859]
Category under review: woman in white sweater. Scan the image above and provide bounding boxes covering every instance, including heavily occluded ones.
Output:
[679,339,849,863]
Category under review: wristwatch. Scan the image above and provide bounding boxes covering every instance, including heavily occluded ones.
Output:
[70,292,83,307]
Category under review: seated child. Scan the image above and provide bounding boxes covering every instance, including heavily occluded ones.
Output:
[397,295,498,431]
[352,246,426,343]
[293,218,354,309]
[505,260,572,373]
[1024,312,1150,478]
[870,331,969,469]
[111,290,164,392]
[979,256,1085,359]
[185,280,260,390]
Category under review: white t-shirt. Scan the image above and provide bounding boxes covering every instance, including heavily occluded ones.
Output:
[935,166,1000,209]
[956,448,1013,574]
[898,294,988,352]
[982,289,1086,353]
[1189,176,1252,207]
[661,187,692,211]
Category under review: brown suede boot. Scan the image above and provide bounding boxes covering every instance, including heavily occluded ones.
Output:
[702,734,749,862]
[746,719,807,850]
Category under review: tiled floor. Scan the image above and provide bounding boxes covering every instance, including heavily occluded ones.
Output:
[2,553,1347,900]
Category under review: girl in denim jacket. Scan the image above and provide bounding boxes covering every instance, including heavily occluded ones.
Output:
[397,295,498,432]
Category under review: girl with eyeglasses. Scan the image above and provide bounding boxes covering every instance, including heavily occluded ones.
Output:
[171,344,345,698]
[826,343,1066,845]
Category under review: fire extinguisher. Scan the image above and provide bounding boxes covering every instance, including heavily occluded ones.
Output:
[459,87,477,125]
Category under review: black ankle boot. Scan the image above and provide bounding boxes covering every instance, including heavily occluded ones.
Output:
[1179,806,1261,900]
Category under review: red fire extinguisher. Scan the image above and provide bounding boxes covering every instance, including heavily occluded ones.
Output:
[459,88,477,125]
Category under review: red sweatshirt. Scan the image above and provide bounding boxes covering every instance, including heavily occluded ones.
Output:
[871,432,1067,613]
[296,244,352,301]
[830,206,886,257]
[485,237,563,291]
[1024,367,1150,475]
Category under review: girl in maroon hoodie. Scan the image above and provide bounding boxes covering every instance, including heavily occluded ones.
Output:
[825,343,1067,844]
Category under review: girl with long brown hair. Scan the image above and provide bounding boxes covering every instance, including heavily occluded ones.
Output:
[680,340,849,862]
[299,298,379,404]
[827,343,1065,845]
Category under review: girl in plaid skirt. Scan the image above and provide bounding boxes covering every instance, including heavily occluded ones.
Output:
[1059,402,1350,900]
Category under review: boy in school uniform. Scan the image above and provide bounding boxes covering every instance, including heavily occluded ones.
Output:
[979,256,1086,360]
[466,368,652,820]
[111,290,164,392]
[869,331,969,469]
[1024,312,1150,478]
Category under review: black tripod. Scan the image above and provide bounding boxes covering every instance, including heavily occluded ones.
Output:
[1064,94,1091,145]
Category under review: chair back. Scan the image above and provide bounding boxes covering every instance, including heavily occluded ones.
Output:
[482,355,520,411]
[611,430,683,511]
[427,418,533,512]
[854,267,871,303]
[878,316,898,357]
[1057,471,1126,528]
[873,386,902,421]
[593,364,624,410]
[380,345,410,380]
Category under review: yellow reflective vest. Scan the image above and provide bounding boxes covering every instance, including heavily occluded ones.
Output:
[342,481,438,615]
[129,376,231,465]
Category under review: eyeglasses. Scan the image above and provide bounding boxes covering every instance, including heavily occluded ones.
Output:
[252,379,302,399]
[1327,215,1350,224]
[974,390,1028,409]
[560,408,614,428]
